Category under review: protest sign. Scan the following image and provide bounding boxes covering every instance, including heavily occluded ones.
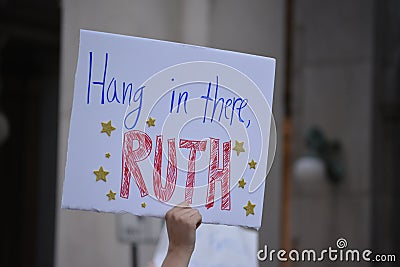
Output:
[62,30,276,228]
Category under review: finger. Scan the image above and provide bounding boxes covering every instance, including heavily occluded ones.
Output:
[174,207,194,218]
[188,209,202,229]
[166,202,190,218]
[177,201,190,208]
[171,202,190,212]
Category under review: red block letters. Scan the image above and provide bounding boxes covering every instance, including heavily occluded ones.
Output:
[153,135,177,202]
[121,130,152,198]
[121,130,231,210]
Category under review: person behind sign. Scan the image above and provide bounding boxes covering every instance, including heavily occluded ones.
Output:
[160,202,202,267]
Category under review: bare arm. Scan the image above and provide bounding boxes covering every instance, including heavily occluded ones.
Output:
[162,203,202,267]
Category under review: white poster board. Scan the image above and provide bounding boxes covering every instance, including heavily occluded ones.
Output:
[62,30,276,229]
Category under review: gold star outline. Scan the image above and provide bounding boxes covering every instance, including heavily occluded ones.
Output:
[238,178,246,189]
[101,120,116,137]
[105,152,111,158]
[106,190,116,201]
[146,117,156,127]
[232,140,245,156]
[244,200,256,216]
[141,202,147,208]
[248,159,257,169]
[94,166,109,182]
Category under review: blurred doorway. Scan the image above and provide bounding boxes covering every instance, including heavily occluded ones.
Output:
[372,1,400,262]
[0,1,59,267]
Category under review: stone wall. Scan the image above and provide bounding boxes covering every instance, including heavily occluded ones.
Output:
[290,1,373,266]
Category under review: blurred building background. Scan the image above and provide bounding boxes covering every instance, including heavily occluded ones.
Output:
[0,0,398,267]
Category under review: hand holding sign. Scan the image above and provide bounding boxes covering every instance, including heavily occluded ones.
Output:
[62,30,276,229]
[162,202,202,267]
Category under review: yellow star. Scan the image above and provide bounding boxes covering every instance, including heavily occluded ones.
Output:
[101,120,116,137]
[94,166,109,182]
[141,202,147,208]
[105,152,111,158]
[243,200,256,216]
[106,190,116,201]
[232,140,245,156]
[238,178,246,189]
[248,159,257,169]
[146,117,156,127]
